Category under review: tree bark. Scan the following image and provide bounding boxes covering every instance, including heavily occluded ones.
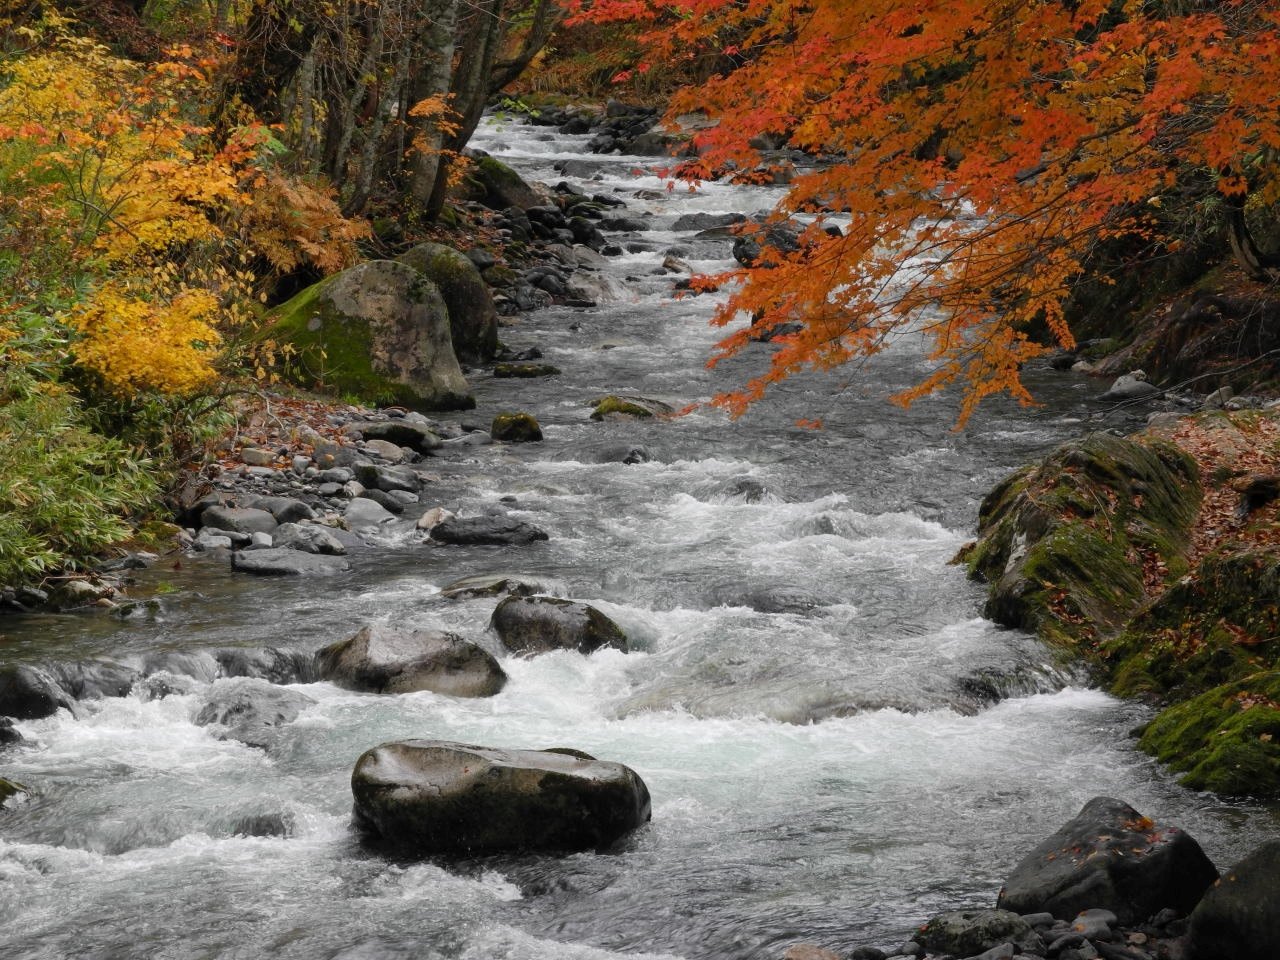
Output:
[407,0,460,205]
[1227,201,1280,283]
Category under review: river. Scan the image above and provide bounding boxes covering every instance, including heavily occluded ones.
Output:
[0,117,1274,960]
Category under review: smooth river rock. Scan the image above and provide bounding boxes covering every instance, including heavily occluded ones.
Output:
[231,547,351,576]
[438,573,565,600]
[317,625,506,697]
[351,740,652,854]
[490,595,629,655]
[430,516,549,546]
[918,909,1043,958]
[1187,839,1280,960]
[997,796,1218,923]
[194,678,316,750]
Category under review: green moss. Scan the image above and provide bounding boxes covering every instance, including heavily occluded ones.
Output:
[591,397,655,420]
[0,778,29,806]
[1139,673,1280,796]
[491,412,542,442]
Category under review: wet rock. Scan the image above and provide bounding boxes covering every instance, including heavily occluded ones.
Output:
[470,153,541,211]
[231,547,351,576]
[141,651,220,685]
[351,740,651,854]
[997,796,1218,923]
[353,463,420,493]
[712,476,776,502]
[225,811,295,838]
[47,660,138,700]
[493,362,561,378]
[214,647,319,685]
[1097,370,1162,403]
[672,212,746,232]
[194,678,316,749]
[353,420,442,454]
[273,521,347,555]
[397,242,499,362]
[200,505,278,535]
[245,496,316,524]
[317,625,506,698]
[733,222,802,267]
[491,412,543,442]
[587,443,654,465]
[430,516,549,546]
[344,497,397,529]
[490,595,629,655]
[918,909,1043,958]
[0,777,30,806]
[705,584,827,613]
[1186,839,1280,960]
[0,664,73,719]
[361,489,406,515]
[0,717,24,747]
[590,394,675,420]
[438,573,565,600]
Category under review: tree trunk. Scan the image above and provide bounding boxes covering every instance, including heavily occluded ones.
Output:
[1227,202,1280,283]
[406,0,460,205]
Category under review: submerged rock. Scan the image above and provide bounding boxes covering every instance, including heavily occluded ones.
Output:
[1187,839,1280,960]
[194,678,316,750]
[231,547,351,576]
[351,740,651,854]
[0,777,30,806]
[438,573,565,600]
[214,647,320,685]
[997,796,1218,923]
[490,595,629,655]
[317,625,506,697]
[430,516,549,546]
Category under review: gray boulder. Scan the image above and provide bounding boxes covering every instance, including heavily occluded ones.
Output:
[231,547,350,576]
[490,596,629,656]
[439,573,565,600]
[672,212,746,232]
[214,647,319,685]
[997,796,1218,923]
[273,522,347,556]
[0,717,24,747]
[918,910,1042,958]
[200,505,278,535]
[351,740,652,854]
[194,678,316,749]
[470,154,541,210]
[0,664,71,719]
[430,516,549,546]
[397,242,499,362]
[344,497,397,530]
[1098,370,1162,403]
[47,660,138,701]
[1187,839,1280,960]
[245,496,316,524]
[354,420,442,454]
[353,462,420,493]
[317,625,506,698]
[261,259,474,411]
[589,395,675,421]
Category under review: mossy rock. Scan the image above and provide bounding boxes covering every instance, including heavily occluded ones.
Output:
[397,242,498,362]
[967,432,1200,651]
[1108,547,1280,701]
[260,261,474,411]
[0,777,30,806]
[491,412,543,443]
[590,395,675,421]
[1139,672,1280,796]
[471,155,540,211]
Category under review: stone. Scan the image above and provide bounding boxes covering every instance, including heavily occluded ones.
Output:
[361,438,406,463]
[214,647,318,685]
[1186,839,1280,960]
[344,497,397,530]
[260,260,474,411]
[194,678,316,749]
[316,625,506,697]
[491,412,543,442]
[0,664,73,719]
[672,212,746,232]
[47,660,138,700]
[438,573,564,600]
[397,242,499,362]
[781,946,842,960]
[353,420,442,454]
[272,522,347,555]
[353,462,419,493]
[200,505,278,535]
[997,796,1218,924]
[246,496,316,524]
[351,740,651,854]
[231,547,351,576]
[430,516,549,546]
[589,394,675,420]
[0,717,24,747]
[1097,371,1162,403]
[0,777,30,806]
[918,909,1042,958]
[493,363,561,378]
[240,447,276,467]
[470,154,541,211]
[48,578,114,610]
[249,531,274,548]
[490,595,629,656]
[415,506,454,531]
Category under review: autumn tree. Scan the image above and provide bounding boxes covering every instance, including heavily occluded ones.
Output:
[575,0,1280,422]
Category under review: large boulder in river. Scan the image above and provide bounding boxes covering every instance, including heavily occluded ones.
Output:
[317,625,506,697]
[469,154,540,211]
[232,547,351,576]
[260,260,474,411]
[1187,839,1280,960]
[397,242,498,362]
[351,740,652,854]
[997,796,1218,924]
[490,596,629,655]
[0,664,72,719]
[194,678,316,749]
[430,516,549,546]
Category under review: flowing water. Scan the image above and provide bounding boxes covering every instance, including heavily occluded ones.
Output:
[1,119,1276,960]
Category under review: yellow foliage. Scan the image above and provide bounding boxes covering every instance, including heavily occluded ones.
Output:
[238,171,368,276]
[69,283,222,396]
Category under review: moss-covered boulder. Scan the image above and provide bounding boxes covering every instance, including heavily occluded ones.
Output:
[491,412,542,442]
[397,242,498,362]
[494,362,561,378]
[0,777,30,806]
[589,395,675,421]
[470,154,540,211]
[1138,673,1280,796]
[261,260,473,410]
[965,432,1200,650]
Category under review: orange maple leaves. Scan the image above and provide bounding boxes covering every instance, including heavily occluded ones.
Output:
[574,0,1280,423]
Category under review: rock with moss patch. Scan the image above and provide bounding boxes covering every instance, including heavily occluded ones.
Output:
[966,432,1200,650]
[493,362,561,378]
[491,412,543,443]
[490,595,629,656]
[397,242,498,362]
[261,260,473,410]
[918,910,1042,958]
[470,154,541,211]
[590,395,675,421]
[0,777,30,806]
[351,739,651,854]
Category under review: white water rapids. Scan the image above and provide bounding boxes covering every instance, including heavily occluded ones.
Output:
[0,117,1274,960]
